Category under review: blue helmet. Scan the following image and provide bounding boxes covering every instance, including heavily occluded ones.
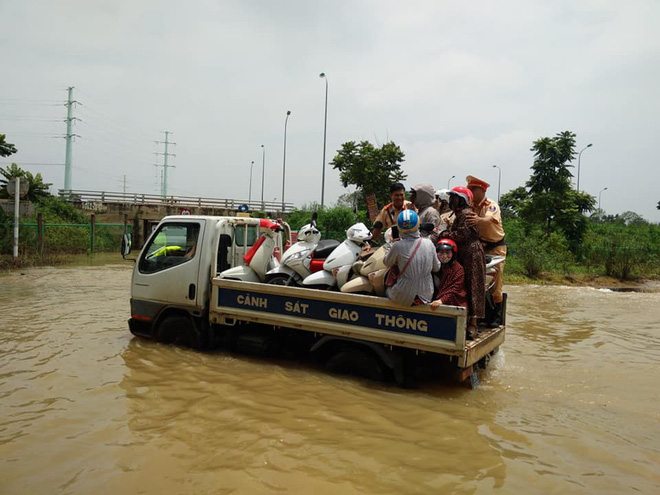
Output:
[397,209,419,234]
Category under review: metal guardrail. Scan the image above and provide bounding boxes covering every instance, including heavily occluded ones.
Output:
[58,189,295,213]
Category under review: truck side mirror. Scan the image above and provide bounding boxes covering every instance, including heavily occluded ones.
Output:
[121,233,132,258]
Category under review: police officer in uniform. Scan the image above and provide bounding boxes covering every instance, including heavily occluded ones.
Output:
[465,175,506,326]
[371,182,415,241]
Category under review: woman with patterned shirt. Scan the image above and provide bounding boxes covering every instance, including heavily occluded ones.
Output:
[440,186,485,338]
[430,238,467,310]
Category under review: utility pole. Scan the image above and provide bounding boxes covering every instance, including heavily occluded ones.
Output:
[63,87,80,193]
[155,131,176,196]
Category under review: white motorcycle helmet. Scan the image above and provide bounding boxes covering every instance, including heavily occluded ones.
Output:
[296,222,321,244]
[435,188,451,203]
[346,223,372,243]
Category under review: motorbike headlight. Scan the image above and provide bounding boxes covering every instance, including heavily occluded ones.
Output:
[289,249,310,260]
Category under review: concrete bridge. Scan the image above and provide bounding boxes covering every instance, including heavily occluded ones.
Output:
[58,189,295,248]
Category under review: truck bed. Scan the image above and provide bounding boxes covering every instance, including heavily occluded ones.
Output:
[210,279,504,369]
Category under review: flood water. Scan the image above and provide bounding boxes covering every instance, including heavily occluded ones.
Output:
[1,264,659,494]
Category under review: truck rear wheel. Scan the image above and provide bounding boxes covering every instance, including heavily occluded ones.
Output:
[325,348,386,382]
[157,315,205,350]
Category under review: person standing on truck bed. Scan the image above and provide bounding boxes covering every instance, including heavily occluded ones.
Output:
[434,188,454,230]
[410,182,443,236]
[383,210,440,307]
[441,186,485,338]
[464,175,506,327]
[371,182,415,242]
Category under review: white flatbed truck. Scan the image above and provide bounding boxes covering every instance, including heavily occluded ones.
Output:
[126,215,506,388]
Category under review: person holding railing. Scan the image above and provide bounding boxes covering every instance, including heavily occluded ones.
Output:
[441,186,485,338]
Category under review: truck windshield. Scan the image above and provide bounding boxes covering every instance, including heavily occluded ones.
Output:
[139,223,201,274]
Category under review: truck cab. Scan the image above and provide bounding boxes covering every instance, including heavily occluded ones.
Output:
[128,215,289,346]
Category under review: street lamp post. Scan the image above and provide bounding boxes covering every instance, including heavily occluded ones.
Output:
[248,160,254,205]
[282,110,291,212]
[492,165,502,202]
[598,187,608,211]
[576,143,593,191]
[260,145,265,211]
[447,175,455,189]
[319,72,328,208]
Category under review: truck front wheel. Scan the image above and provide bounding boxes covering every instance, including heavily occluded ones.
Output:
[157,315,205,350]
[325,348,386,382]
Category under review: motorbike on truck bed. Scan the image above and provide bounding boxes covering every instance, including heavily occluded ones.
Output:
[264,212,340,286]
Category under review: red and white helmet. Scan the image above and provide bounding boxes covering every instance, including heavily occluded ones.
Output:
[449,186,473,207]
[436,238,458,253]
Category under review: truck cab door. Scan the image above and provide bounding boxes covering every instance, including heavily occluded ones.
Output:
[133,219,206,308]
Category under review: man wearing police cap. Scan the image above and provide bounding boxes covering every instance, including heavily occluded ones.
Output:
[465,175,506,327]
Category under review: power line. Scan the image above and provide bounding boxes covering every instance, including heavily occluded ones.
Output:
[74,164,134,181]
[0,99,63,104]
[0,103,63,108]
[77,133,156,160]
[0,117,63,122]
[77,126,157,158]
[76,102,156,143]
[0,161,64,166]
[2,132,65,138]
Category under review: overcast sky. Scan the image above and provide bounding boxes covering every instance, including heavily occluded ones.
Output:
[2,0,659,221]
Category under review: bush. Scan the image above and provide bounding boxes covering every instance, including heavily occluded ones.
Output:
[286,204,368,241]
[586,223,660,279]
[503,219,574,278]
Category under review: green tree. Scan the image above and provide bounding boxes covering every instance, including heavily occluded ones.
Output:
[335,191,361,211]
[0,134,17,157]
[286,204,366,240]
[499,186,529,218]
[617,211,648,226]
[518,131,596,252]
[330,140,406,210]
[0,163,52,201]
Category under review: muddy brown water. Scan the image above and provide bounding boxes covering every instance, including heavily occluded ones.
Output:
[1,265,659,494]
